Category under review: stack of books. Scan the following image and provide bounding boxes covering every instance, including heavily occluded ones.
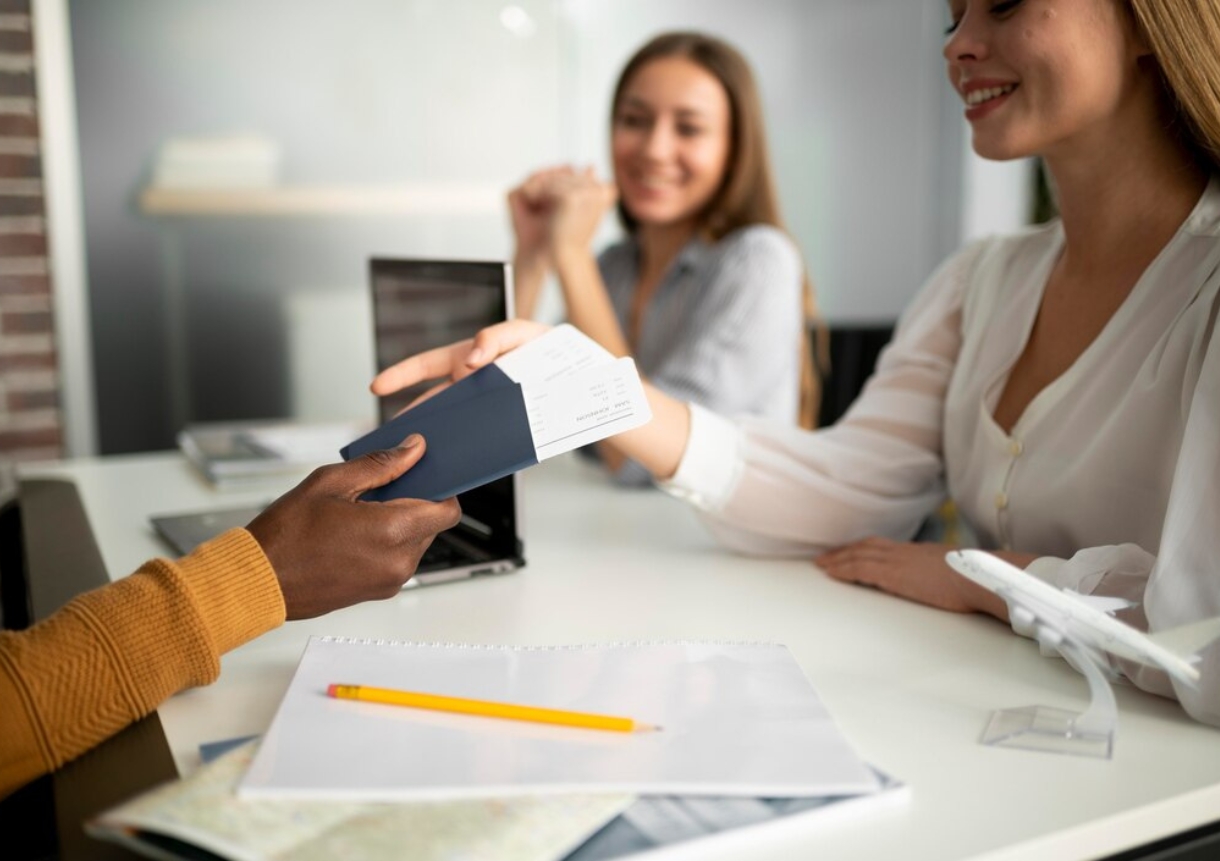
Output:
[178,420,370,486]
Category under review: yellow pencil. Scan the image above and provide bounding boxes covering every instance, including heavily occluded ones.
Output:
[326,683,661,733]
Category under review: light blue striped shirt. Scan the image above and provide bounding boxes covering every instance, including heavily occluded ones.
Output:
[595,224,805,485]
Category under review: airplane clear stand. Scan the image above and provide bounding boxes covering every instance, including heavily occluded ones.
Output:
[981,640,1116,759]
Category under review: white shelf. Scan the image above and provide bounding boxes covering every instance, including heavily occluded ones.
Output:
[139,183,503,217]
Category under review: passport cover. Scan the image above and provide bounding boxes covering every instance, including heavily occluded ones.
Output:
[341,364,538,501]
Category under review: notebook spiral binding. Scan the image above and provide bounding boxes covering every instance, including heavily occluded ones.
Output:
[316,635,782,650]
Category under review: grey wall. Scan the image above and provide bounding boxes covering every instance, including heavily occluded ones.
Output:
[71,0,964,454]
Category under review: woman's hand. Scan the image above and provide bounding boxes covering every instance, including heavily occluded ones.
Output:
[508,165,574,265]
[369,317,691,484]
[816,537,1015,620]
[546,166,618,264]
[370,319,552,401]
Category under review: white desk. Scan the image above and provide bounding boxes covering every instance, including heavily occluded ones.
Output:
[18,452,1220,861]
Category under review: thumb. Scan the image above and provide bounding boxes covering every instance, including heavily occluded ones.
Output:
[334,435,427,499]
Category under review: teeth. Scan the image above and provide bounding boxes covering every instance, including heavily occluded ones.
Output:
[965,84,1016,106]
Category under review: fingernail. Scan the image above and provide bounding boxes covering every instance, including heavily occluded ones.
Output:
[467,347,485,365]
[401,434,422,449]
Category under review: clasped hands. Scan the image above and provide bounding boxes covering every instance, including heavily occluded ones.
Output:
[508,165,618,268]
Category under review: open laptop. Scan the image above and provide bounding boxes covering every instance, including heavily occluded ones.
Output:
[152,257,526,588]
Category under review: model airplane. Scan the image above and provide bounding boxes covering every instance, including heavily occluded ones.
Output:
[945,549,1220,687]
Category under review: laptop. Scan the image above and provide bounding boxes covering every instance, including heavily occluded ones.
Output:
[152,257,526,588]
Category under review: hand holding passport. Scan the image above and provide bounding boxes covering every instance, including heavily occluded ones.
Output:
[342,325,652,501]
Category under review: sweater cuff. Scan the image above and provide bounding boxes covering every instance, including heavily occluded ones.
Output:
[176,528,285,656]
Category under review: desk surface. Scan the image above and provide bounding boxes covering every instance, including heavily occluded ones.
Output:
[18,452,1220,861]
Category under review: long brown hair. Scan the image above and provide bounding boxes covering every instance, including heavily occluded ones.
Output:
[1127,0,1220,173]
[610,31,825,428]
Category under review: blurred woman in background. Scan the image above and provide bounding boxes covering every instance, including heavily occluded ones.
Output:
[508,31,821,485]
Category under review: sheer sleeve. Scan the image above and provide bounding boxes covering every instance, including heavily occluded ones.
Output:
[666,240,985,556]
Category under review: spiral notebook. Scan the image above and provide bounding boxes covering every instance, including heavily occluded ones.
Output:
[238,637,882,802]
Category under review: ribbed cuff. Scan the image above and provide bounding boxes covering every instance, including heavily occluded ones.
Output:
[176,528,285,656]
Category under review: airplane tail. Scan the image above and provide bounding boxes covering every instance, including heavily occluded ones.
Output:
[1147,616,1220,660]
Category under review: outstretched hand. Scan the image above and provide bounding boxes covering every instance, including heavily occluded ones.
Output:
[370,318,552,404]
[816,537,1012,619]
[247,435,461,619]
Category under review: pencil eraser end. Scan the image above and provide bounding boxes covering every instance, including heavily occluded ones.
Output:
[326,684,339,698]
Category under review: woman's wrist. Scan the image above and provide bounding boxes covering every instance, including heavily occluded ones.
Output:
[514,247,550,278]
[550,241,596,277]
[955,551,1039,621]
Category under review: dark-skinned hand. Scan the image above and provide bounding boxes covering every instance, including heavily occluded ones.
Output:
[246,434,461,620]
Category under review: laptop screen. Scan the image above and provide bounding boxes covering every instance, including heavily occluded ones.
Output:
[368,258,522,566]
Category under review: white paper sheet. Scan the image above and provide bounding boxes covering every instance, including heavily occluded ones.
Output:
[491,325,650,461]
[523,358,651,460]
[495,324,615,387]
[239,639,883,802]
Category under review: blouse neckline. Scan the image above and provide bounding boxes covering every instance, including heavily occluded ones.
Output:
[980,176,1220,441]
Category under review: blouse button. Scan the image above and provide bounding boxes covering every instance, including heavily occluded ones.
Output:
[994,492,1009,510]
[1008,439,1023,457]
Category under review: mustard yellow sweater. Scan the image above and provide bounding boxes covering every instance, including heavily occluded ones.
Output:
[0,528,285,798]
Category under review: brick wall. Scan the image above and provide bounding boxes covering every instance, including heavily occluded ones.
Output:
[0,0,63,466]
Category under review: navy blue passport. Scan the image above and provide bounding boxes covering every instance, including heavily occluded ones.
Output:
[340,364,538,501]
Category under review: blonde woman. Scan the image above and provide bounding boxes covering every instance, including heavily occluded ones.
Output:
[378,0,1220,726]
[509,32,820,484]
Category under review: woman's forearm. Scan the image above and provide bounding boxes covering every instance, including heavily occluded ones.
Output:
[605,381,691,480]
[512,249,549,320]
[552,247,632,358]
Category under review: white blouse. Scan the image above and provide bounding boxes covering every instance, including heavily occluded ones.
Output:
[667,177,1220,726]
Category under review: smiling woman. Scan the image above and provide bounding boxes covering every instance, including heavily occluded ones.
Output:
[377,0,1220,727]
[508,32,820,486]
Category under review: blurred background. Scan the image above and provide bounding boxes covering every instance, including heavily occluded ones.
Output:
[46,0,1032,455]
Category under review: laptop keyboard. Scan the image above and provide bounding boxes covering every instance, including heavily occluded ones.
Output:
[416,538,463,572]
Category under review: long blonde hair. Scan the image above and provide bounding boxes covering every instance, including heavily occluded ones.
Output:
[1128,0,1220,172]
[611,32,824,428]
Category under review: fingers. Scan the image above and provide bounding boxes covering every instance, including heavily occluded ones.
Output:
[521,166,611,205]
[517,165,578,204]
[382,494,463,540]
[370,321,550,400]
[815,537,895,570]
[315,435,427,499]
[371,339,472,396]
[466,319,551,366]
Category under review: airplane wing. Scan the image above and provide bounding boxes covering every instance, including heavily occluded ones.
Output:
[1063,591,1136,615]
[1147,616,1220,661]
[946,549,1220,687]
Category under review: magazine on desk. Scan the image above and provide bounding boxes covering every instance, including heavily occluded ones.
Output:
[87,741,905,861]
[87,740,635,861]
